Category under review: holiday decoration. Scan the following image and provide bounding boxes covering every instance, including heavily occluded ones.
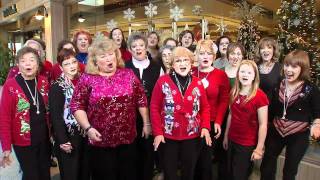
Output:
[277,0,320,86]
[145,3,158,18]
[192,5,203,16]
[201,19,208,40]
[184,24,189,30]
[170,5,184,39]
[231,0,264,59]
[166,0,176,7]
[216,18,228,36]
[106,19,118,31]
[123,8,135,35]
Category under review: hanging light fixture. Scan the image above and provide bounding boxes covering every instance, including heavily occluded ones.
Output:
[78,13,86,23]
[35,6,47,21]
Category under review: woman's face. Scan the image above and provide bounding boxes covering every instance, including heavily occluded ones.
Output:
[238,64,255,87]
[112,29,123,47]
[198,48,215,69]
[165,40,177,47]
[161,48,172,70]
[147,33,159,48]
[172,56,191,77]
[130,39,147,61]
[219,38,230,56]
[181,33,193,48]
[283,63,302,83]
[61,56,78,78]
[77,34,90,53]
[63,43,76,52]
[96,51,117,74]
[18,52,39,79]
[228,47,243,67]
[260,45,274,62]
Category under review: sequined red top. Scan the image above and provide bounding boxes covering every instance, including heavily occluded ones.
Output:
[70,68,147,147]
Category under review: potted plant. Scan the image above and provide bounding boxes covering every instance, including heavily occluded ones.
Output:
[0,42,14,85]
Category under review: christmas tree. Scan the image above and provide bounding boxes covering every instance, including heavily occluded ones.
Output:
[277,0,320,86]
[231,0,264,60]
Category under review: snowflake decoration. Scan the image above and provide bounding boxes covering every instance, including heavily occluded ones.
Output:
[293,18,301,27]
[203,19,208,34]
[170,6,184,22]
[216,19,228,36]
[106,19,118,31]
[166,0,176,7]
[192,5,203,16]
[123,8,135,22]
[94,32,106,42]
[145,3,158,18]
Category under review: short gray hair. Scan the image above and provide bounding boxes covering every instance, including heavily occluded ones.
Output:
[127,32,148,50]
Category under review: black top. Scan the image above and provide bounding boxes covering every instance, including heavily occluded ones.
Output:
[270,80,320,123]
[125,59,161,104]
[259,62,282,102]
[16,74,48,145]
[170,72,192,96]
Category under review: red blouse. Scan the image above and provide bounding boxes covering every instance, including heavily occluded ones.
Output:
[228,89,269,146]
[192,68,230,125]
[150,75,211,140]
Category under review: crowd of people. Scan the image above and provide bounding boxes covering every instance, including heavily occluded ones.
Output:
[0,28,320,180]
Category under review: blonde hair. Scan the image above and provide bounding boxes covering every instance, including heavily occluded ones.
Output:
[86,37,124,75]
[255,37,280,65]
[170,46,195,68]
[283,49,310,81]
[230,60,260,104]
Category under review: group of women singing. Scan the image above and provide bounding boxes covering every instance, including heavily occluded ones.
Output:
[0,28,320,180]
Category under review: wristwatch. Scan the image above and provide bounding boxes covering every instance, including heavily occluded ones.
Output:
[85,125,93,134]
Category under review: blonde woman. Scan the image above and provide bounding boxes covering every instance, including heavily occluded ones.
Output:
[223,60,269,180]
[70,37,150,180]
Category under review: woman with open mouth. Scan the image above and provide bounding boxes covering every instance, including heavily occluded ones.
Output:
[255,37,281,102]
[147,31,160,61]
[223,60,269,180]
[179,30,196,52]
[213,36,231,70]
[260,50,320,180]
[151,46,212,180]
[225,42,246,87]
[70,37,150,180]
[192,39,230,180]
[0,47,51,180]
[49,48,89,180]
[72,30,92,64]
[159,45,174,74]
[109,28,132,62]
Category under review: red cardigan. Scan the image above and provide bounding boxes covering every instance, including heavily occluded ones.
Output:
[0,75,49,151]
[192,68,230,125]
[150,74,211,140]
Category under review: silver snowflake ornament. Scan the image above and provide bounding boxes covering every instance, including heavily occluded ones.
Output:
[192,5,203,16]
[123,8,135,22]
[145,3,158,18]
[106,19,118,31]
[216,19,228,35]
[170,6,184,22]
[166,0,176,7]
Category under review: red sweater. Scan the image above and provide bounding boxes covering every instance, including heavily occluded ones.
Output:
[228,89,269,146]
[0,75,49,151]
[150,75,211,140]
[120,48,132,62]
[192,68,230,125]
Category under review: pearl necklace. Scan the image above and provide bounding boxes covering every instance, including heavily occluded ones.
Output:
[24,78,40,114]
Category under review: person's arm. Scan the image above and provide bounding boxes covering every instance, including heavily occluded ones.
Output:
[310,84,320,139]
[199,83,212,146]
[223,111,232,150]
[251,105,268,160]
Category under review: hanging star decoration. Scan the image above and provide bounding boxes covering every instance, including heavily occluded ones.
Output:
[170,6,184,22]
[106,19,118,31]
[216,18,228,35]
[192,5,203,16]
[123,8,135,22]
[145,3,158,18]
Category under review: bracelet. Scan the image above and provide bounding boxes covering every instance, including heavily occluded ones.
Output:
[85,125,92,134]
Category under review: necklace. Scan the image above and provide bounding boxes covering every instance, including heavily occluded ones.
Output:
[24,78,40,114]
[173,72,190,96]
[282,80,302,119]
[259,62,274,74]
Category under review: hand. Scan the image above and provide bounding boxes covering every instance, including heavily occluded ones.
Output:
[201,128,212,146]
[311,123,320,139]
[60,142,73,153]
[223,136,228,150]
[153,135,165,151]
[251,149,264,161]
[0,151,12,167]
[214,123,221,139]
[142,124,152,139]
[87,128,102,142]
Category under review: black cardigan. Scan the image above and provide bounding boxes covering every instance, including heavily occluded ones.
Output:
[270,80,320,123]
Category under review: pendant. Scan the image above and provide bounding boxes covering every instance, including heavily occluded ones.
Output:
[201,78,209,89]
[36,110,40,114]
[281,112,286,119]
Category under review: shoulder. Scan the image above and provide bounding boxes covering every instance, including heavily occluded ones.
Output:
[213,68,228,78]
[255,89,269,103]
[125,60,134,68]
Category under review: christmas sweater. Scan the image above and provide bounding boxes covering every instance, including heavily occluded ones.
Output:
[150,74,211,140]
[0,75,49,151]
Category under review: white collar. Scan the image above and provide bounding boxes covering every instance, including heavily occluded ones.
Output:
[132,57,150,69]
